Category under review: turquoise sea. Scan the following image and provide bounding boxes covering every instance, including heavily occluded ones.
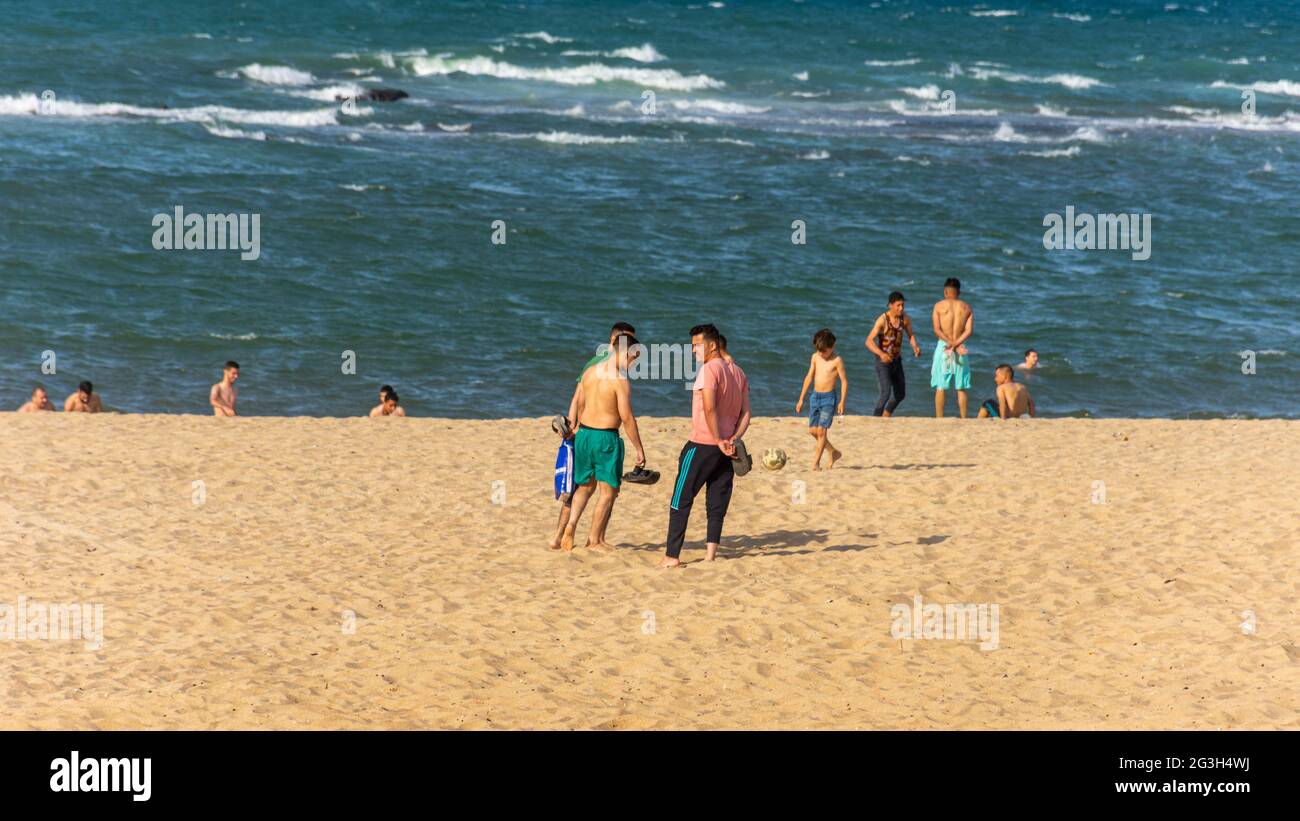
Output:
[1,0,1295,417]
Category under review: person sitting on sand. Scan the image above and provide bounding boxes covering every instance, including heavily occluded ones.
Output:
[210,361,239,417]
[866,290,923,417]
[18,386,55,412]
[558,335,647,553]
[370,386,406,417]
[931,277,974,418]
[978,364,1036,419]
[795,328,847,470]
[1017,349,1039,371]
[64,381,102,413]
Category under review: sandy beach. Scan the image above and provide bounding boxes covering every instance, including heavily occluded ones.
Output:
[1,413,1296,729]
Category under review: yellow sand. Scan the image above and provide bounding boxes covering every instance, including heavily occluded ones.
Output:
[1,414,1296,729]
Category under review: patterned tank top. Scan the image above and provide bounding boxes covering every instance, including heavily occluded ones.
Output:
[878,314,904,358]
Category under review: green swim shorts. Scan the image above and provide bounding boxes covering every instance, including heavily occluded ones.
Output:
[574,426,624,488]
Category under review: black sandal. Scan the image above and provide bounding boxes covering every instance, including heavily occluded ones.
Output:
[622,465,660,485]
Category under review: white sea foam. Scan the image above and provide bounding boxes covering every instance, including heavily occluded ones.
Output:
[971,9,1020,17]
[530,130,641,145]
[791,90,831,98]
[992,122,1031,142]
[406,55,723,91]
[894,154,932,165]
[1053,13,1091,22]
[202,124,267,141]
[437,122,472,132]
[608,43,666,62]
[712,137,755,146]
[793,71,809,81]
[1212,79,1300,97]
[902,84,941,100]
[799,149,830,160]
[0,93,340,127]
[1021,146,1081,158]
[286,83,367,102]
[191,33,213,39]
[1067,126,1106,142]
[209,333,258,341]
[516,31,573,44]
[1036,104,1069,117]
[231,64,317,86]
[669,99,770,114]
[799,117,900,127]
[865,58,921,67]
[970,67,1105,89]
[339,183,387,191]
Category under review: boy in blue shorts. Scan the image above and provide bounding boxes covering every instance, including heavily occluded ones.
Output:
[795,328,848,470]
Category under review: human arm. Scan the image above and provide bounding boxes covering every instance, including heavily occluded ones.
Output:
[616,378,645,466]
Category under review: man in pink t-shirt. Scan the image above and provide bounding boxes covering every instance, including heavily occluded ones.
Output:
[663,324,751,568]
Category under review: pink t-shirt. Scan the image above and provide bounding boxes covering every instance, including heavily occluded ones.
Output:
[691,358,749,445]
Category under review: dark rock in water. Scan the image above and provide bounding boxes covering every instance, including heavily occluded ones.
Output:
[336,88,409,103]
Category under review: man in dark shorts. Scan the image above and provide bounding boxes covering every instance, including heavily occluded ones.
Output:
[865,291,922,417]
[662,324,750,568]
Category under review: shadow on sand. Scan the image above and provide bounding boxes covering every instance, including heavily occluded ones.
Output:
[619,528,952,561]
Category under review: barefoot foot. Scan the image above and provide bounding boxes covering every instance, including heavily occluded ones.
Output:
[559,528,576,552]
[586,541,615,554]
[828,447,842,468]
[659,556,682,568]
[705,543,718,561]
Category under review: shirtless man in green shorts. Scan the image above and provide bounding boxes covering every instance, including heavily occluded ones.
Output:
[560,335,647,553]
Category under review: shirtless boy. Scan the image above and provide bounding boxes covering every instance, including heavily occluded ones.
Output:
[795,328,848,469]
[210,361,240,417]
[64,381,103,413]
[370,386,406,417]
[930,277,974,418]
[866,291,922,417]
[18,386,54,412]
[559,336,647,553]
[978,364,1036,419]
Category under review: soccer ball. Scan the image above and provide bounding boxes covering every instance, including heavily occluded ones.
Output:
[761,448,788,471]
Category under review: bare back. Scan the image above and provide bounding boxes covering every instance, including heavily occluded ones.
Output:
[932,297,972,345]
[999,382,1032,418]
[577,361,625,429]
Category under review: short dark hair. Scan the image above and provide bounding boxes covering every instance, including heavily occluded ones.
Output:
[611,322,635,335]
[997,363,1015,379]
[944,277,961,293]
[690,324,721,347]
[385,391,399,403]
[79,381,93,394]
[888,291,905,305]
[813,328,836,351]
[380,384,395,399]
[615,334,641,351]
[225,361,240,370]
[1024,348,1037,357]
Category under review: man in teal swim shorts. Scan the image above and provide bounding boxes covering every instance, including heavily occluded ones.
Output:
[930,277,974,418]
[560,335,646,553]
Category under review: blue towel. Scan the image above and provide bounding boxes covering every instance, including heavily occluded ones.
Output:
[554,439,574,499]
